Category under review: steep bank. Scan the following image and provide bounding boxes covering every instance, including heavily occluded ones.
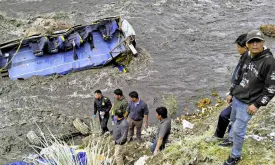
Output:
[144,99,275,165]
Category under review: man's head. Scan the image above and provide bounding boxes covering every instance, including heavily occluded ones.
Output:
[114,89,123,100]
[156,107,168,120]
[129,91,139,102]
[246,30,265,56]
[115,109,124,120]
[94,90,102,99]
[235,33,248,55]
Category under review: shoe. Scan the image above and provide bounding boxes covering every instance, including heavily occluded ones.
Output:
[204,135,224,143]
[219,139,233,147]
[223,155,240,165]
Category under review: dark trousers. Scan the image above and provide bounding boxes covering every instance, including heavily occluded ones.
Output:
[215,105,232,138]
[128,117,143,140]
[99,115,109,133]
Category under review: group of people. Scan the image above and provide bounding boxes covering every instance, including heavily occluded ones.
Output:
[205,30,275,165]
[92,29,275,165]
[93,89,171,165]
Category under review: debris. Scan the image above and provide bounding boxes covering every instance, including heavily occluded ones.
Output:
[211,92,218,97]
[247,134,266,142]
[196,98,211,108]
[260,24,275,38]
[26,131,41,145]
[182,120,194,129]
[73,118,89,135]
[134,155,150,165]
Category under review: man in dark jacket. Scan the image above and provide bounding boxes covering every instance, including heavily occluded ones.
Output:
[223,30,275,165]
[205,34,248,144]
[93,90,112,135]
[113,110,128,165]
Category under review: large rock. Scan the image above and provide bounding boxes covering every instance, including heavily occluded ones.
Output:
[260,24,275,38]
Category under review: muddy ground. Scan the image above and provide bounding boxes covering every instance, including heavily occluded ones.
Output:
[1,0,275,164]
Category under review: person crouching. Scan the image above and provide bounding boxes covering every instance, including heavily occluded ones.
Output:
[113,110,128,165]
[151,107,171,156]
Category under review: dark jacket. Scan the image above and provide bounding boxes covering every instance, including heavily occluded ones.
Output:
[94,96,112,116]
[232,48,275,108]
[113,118,128,145]
[229,53,249,95]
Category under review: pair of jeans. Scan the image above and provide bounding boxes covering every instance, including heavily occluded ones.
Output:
[228,97,252,158]
[215,105,232,138]
[150,139,165,153]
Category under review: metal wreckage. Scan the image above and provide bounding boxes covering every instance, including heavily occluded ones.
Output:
[0,16,137,80]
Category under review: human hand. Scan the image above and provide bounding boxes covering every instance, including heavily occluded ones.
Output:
[145,121,149,128]
[247,104,257,115]
[153,150,158,156]
[226,95,233,104]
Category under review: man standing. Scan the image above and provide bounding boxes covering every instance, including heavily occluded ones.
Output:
[113,110,128,165]
[205,34,248,144]
[125,91,149,143]
[111,89,128,124]
[151,107,171,156]
[93,90,112,135]
[223,30,275,165]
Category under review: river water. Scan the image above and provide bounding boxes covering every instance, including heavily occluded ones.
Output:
[1,0,275,163]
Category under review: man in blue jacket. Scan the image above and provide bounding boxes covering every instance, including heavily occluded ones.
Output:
[223,30,275,165]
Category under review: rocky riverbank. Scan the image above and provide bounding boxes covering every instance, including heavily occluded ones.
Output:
[14,96,274,165]
[142,99,275,165]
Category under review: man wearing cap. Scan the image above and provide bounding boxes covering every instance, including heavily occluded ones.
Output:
[111,89,128,125]
[223,30,275,165]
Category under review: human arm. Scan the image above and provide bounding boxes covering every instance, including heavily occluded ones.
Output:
[103,97,112,114]
[154,137,163,155]
[247,104,257,115]
[125,103,130,118]
[144,115,149,128]
[144,104,149,128]
[226,94,233,104]
[121,100,128,116]
[253,58,275,108]
[94,100,97,116]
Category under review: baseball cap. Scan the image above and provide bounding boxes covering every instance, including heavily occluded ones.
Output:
[246,30,265,43]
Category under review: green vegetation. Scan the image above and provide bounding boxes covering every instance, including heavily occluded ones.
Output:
[163,94,178,117]
[146,100,275,165]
